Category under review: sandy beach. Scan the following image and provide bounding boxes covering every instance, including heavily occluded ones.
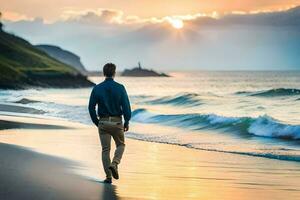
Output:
[0,112,299,200]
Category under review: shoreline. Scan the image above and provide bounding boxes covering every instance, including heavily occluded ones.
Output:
[0,114,299,199]
[125,136,300,163]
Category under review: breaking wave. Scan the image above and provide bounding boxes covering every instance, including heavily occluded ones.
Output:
[132,109,300,140]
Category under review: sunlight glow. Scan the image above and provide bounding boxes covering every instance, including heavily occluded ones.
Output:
[169,18,184,29]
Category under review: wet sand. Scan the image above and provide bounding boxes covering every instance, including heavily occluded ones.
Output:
[0,143,117,200]
[0,114,299,200]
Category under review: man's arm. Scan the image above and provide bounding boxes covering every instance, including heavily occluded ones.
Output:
[88,88,99,127]
[121,85,131,130]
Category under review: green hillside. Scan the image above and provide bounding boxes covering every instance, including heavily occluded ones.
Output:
[0,28,94,89]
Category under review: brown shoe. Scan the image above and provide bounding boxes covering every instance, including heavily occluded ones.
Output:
[109,164,119,180]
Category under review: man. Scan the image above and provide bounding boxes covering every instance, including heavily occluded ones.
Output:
[88,63,131,184]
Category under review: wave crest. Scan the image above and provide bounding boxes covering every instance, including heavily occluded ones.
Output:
[132,109,300,140]
[142,93,202,107]
[236,88,300,97]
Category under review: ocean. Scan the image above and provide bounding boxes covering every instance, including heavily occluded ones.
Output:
[1,71,299,162]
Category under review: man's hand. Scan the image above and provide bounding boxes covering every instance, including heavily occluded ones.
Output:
[124,125,129,132]
[94,120,99,127]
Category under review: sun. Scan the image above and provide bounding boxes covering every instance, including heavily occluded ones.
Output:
[169,18,184,29]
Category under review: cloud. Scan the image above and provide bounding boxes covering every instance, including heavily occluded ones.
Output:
[217,5,300,26]
[58,7,222,26]
[1,11,32,21]
[100,9,123,23]
[60,8,152,25]
[3,6,300,70]
[60,9,124,25]
[8,5,295,27]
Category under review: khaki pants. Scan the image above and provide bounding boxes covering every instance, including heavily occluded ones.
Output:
[98,117,125,179]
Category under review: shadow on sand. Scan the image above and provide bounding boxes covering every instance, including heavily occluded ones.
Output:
[0,143,119,200]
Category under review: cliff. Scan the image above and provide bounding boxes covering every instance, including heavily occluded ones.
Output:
[35,45,86,73]
[0,29,94,89]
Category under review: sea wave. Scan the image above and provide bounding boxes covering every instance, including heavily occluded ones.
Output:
[8,97,300,161]
[236,88,300,97]
[141,93,202,107]
[12,98,91,125]
[14,98,42,104]
[125,132,300,162]
[132,109,300,140]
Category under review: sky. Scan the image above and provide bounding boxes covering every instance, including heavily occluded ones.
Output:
[1,0,300,71]
[1,0,300,22]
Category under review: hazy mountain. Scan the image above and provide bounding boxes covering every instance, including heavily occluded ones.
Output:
[35,44,87,73]
[0,29,94,89]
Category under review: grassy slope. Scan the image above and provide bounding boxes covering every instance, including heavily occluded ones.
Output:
[0,29,93,89]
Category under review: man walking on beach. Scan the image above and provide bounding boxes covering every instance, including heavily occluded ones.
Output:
[88,63,131,184]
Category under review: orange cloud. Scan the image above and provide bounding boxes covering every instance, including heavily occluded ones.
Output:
[60,8,222,26]
[1,0,300,22]
[1,11,32,21]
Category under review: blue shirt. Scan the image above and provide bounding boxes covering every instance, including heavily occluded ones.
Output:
[88,77,131,127]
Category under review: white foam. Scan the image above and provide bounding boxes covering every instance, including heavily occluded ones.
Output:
[248,116,300,139]
[206,114,239,125]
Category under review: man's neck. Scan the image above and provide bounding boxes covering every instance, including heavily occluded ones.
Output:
[105,77,114,81]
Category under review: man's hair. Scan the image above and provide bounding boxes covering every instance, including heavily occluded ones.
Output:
[103,63,116,77]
